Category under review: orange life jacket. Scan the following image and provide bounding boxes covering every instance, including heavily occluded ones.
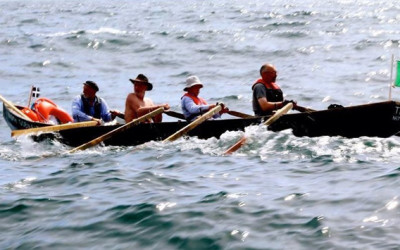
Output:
[252,78,284,116]
[252,78,281,90]
[182,93,208,105]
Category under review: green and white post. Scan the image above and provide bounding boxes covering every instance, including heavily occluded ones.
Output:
[389,55,400,100]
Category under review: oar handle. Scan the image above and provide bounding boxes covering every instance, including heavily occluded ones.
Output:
[163,104,223,142]
[164,110,185,120]
[11,121,98,137]
[68,107,164,153]
[264,103,293,125]
[0,94,32,121]
[115,113,125,119]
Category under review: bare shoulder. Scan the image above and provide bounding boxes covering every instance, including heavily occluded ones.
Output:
[126,93,139,103]
[126,92,136,100]
[144,97,154,106]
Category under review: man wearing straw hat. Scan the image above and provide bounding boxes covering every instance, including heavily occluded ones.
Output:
[181,75,228,122]
[125,74,170,123]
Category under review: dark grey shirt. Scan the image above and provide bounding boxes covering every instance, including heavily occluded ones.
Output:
[252,84,268,116]
[252,83,284,116]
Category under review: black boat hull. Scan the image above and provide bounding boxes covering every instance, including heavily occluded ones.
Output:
[4,101,400,147]
[3,104,48,130]
[268,101,400,138]
[58,118,262,147]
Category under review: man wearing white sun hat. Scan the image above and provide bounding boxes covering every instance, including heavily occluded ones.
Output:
[181,75,229,122]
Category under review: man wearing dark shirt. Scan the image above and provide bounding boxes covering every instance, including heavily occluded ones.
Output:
[252,63,296,116]
[72,80,120,124]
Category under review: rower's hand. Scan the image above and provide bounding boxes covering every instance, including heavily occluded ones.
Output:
[218,102,229,114]
[221,107,229,114]
[283,100,297,109]
[91,117,102,125]
[162,104,170,111]
[211,102,226,110]
[110,110,123,120]
[209,104,217,110]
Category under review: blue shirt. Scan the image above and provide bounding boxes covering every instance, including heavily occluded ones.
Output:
[181,95,220,121]
[72,95,112,122]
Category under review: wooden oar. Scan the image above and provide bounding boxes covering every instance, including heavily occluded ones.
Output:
[223,103,293,155]
[0,94,32,121]
[115,113,125,119]
[165,110,254,120]
[11,121,98,137]
[294,105,315,113]
[163,104,223,142]
[165,110,185,120]
[117,110,185,120]
[68,107,164,153]
[227,110,255,118]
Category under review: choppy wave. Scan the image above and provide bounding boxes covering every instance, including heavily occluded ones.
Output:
[2,124,400,164]
[1,0,400,248]
[42,27,128,38]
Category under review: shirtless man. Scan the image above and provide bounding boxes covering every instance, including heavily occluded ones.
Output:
[124,74,170,123]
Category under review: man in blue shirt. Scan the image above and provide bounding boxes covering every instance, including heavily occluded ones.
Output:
[181,76,228,121]
[72,80,121,124]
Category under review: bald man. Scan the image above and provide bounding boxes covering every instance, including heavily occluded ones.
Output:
[252,63,296,116]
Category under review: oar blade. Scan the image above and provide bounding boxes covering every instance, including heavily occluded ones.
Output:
[223,136,247,155]
[223,103,293,155]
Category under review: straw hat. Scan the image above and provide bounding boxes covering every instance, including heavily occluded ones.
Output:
[129,74,153,91]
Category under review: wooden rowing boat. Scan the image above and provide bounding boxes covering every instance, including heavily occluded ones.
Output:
[3,101,400,147]
[3,103,262,146]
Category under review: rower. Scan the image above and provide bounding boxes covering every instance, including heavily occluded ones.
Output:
[124,74,170,123]
[72,80,122,125]
[181,75,229,122]
[252,63,297,116]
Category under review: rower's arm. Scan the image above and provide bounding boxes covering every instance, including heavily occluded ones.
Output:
[258,97,286,112]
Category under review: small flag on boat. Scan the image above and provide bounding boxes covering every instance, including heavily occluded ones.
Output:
[32,86,40,98]
[395,61,400,87]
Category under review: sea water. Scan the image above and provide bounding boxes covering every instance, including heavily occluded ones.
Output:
[1,0,400,249]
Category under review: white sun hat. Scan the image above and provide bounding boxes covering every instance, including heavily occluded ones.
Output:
[184,75,204,91]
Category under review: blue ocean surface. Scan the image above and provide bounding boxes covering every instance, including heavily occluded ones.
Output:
[1,0,400,249]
